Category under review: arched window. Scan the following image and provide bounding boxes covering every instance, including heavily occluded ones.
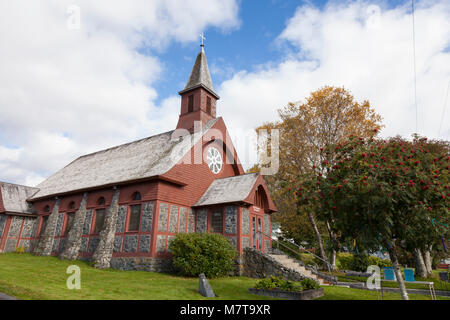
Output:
[132,192,141,201]
[44,205,50,213]
[97,197,106,206]
[68,201,75,210]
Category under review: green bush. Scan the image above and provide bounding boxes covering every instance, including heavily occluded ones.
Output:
[336,252,391,271]
[300,278,320,290]
[349,253,370,272]
[368,255,392,268]
[255,276,284,290]
[255,276,304,292]
[168,232,237,278]
[254,276,320,292]
[336,252,354,270]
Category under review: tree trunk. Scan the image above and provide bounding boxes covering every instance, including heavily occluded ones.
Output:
[330,249,337,270]
[424,245,433,277]
[306,209,329,270]
[414,248,427,278]
[325,220,337,270]
[388,242,409,300]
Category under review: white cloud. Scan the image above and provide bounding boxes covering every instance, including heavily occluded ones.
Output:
[0,0,240,186]
[2,0,449,186]
[218,0,450,170]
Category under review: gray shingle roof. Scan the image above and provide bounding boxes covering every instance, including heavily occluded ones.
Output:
[194,173,259,207]
[30,118,219,200]
[0,182,39,214]
[178,47,219,99]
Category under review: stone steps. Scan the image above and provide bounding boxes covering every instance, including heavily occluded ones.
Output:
[269,254,326,285]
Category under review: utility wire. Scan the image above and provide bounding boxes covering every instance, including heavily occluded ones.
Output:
[411,0,418,134]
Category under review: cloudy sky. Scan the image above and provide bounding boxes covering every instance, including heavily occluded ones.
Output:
[0,0,449,187]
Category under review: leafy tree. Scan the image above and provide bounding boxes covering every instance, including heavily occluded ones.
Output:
[295,135,449,300]
[169,233,237,278]
[255,86,383,268]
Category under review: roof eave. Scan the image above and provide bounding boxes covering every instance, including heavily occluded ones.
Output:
[28,175,187,202]
[178,84,220,100]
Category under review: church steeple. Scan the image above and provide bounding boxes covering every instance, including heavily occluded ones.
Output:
[176,37,220,132]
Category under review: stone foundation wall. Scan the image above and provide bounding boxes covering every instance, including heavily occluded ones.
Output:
[242,247,306,281]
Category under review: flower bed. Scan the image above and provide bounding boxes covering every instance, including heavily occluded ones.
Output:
[249,276,324,300]
[249,287,324,300]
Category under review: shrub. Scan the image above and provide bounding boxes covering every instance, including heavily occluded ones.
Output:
[336,252,354,270]
[169,233,237,278]
[255,276,284,290]
[300,278,320,290]
[349,253,370,272]
[255,276,303,292]
[368,255,392,268]
[254,276,320,292]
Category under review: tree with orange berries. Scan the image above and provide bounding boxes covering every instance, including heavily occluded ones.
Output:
[296,135,449,300]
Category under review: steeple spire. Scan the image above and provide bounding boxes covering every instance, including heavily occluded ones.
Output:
[176,40,220,132]
[178,37,219,99]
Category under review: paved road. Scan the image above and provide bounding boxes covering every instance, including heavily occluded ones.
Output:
[0,292,16,300]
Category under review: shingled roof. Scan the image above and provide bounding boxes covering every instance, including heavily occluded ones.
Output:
[0,182,39,214]
[194,173,259,207]
[29,118,219,200]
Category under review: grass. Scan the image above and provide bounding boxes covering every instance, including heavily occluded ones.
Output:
[0,253,448,300]
[332,271,450,291]
[317,286,450,300]
[0,253,275,300]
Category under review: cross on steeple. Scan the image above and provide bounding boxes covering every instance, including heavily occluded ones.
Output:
[200,33,206,47]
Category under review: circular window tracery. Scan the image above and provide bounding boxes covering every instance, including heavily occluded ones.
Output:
[206,147,223,174]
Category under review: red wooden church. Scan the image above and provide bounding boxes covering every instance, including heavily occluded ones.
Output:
[0,44,276,271]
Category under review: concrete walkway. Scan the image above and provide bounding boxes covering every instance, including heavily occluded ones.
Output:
[0,292,17,300]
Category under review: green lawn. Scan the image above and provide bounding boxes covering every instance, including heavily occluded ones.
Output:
[0,253,447,300]
[0,253,275,300]
[317,285,450,300]
[332,271,450,291]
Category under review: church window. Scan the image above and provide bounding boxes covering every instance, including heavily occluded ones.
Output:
[93,209,106,234]
[64,213,75,236]
[211,211,223,233]
[128,204,141,232]
[68,201,75,210]
[44,205,50,213]
[206,147,222,174]
[206,97,211,115]
[188,95,194,113]
[97,197,106,206]
[132,192,142,201]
